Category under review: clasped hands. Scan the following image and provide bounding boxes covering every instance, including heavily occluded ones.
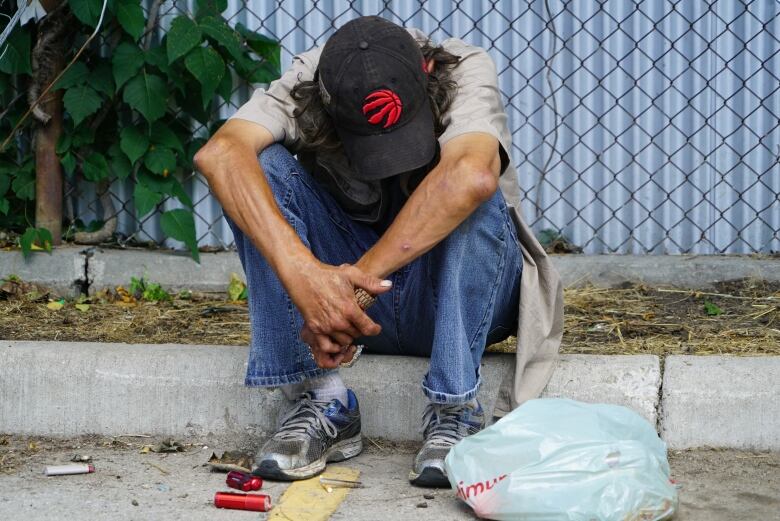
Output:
[288,262,392,368]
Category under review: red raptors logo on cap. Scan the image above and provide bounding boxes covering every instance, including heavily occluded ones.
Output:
[362,89,402,128]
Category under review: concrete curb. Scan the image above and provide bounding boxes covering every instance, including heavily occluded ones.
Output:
[0,248,86,297]
[2,249,779,294]
[0,341,659,443]
[86,249,243,295]
[661,356,780,450]
[552,254,780,289]
[3,341,778,449]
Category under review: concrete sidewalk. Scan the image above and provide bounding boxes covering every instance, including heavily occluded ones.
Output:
[2,341,779,450]
[0,436,777,521]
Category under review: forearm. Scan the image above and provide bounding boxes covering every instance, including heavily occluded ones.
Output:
[356,134,501,278]
[194,128,317,284]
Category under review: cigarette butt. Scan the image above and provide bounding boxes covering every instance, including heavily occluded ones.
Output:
[45,464,95,476]
[319,476,363,489]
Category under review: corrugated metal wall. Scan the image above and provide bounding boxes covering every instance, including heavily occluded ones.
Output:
[87,1,780,254]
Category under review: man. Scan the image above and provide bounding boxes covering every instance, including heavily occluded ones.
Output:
[194,16,563,487]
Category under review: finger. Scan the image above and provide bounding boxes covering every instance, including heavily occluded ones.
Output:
[332,319,361,340]
[315,350,343,369]
[346,305,381,336]
[300,326,316,346]
[347,267,393,296]
[312,334,343,354]
[329,331,353,347]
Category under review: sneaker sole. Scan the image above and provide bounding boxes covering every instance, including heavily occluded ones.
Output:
[408,466,451,488]
[253,434,363,481]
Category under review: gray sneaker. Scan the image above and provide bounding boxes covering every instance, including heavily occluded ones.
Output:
[409,401,484,487]
[253,390,362,480]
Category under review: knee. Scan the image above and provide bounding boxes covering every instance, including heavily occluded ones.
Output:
[258,144,298,196]
[457,189,508,237]
[259,144,296,175]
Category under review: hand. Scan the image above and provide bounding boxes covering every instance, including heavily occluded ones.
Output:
[287,262,391,369]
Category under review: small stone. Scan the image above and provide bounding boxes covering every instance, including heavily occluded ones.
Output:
[423,494,434,500]
[416,502,428,508]
[131,499,139,506]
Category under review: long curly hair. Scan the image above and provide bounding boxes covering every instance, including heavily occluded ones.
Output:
[290,41,461,152]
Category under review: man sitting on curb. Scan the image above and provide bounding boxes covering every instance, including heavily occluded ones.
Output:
[195,16,563,487]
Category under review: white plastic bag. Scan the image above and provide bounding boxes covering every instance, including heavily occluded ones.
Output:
[444,398,678,521]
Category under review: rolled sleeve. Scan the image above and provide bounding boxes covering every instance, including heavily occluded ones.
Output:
[229,47,323,146]
[438,41,512,173]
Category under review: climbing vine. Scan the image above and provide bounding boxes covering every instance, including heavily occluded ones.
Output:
[0,0,280,260]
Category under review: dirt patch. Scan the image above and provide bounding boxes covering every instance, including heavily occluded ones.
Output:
[1,278,778,355]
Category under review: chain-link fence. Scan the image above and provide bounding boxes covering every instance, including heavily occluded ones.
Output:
[66,0,780,254]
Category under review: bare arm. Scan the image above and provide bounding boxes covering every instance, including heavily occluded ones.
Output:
[355,132,502,278]
[194,120,391,368]
[194,120,316,283]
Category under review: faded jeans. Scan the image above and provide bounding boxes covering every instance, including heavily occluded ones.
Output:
[227,144,522,405]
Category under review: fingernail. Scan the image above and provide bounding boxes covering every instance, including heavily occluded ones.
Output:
[380,280,392,287]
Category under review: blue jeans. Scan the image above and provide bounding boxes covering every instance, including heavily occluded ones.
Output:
[227,145,522,405]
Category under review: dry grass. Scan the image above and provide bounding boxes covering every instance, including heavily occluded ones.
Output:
[1,278,778,355]
[489,278,780,356]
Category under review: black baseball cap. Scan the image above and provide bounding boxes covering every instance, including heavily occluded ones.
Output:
[318,16,436,180]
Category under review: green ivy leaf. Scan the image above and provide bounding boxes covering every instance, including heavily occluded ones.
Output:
[115,0,145,40]
[90,63,115,97]
[120,126,149,165]
[185,46,225,108]
[199,16,243,60]
[236,55,278,84]
[63,84,102,126]
[0,27,32,75]
[11,171,35,200]
[145,46,171,75]
[0,174,10,214]
[70,0,104,27]
[144,146,177,175]
[113,43,145,89]
[160,209,200,262]
[195,0,228,18]
[150,122,185,154]
[123,71,167,122]
[170,178,193,209]
[56,133,72,155]
[167,16,202,64]
[137,169,173,193]
[60,153,76,177]
[82,152,109,181]
[19,227,53,258]
[216,69,233,102]
[54,62,89,90]
[108,143,131,178]
[110,153,132,180]
[0,173,9,197]
[71,124,95,147]
[133,182,162,217]
[236,23,281,73]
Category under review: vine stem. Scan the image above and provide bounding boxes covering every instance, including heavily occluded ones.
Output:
[0,0,109,152]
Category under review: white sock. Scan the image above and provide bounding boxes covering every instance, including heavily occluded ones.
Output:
[305,371,349,405]
[279,372,349,406]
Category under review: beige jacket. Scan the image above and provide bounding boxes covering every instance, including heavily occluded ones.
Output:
[229,29,564,414]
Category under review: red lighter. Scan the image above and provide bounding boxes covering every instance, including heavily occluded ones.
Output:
[214,491,272,512]
[226,470,263,492]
